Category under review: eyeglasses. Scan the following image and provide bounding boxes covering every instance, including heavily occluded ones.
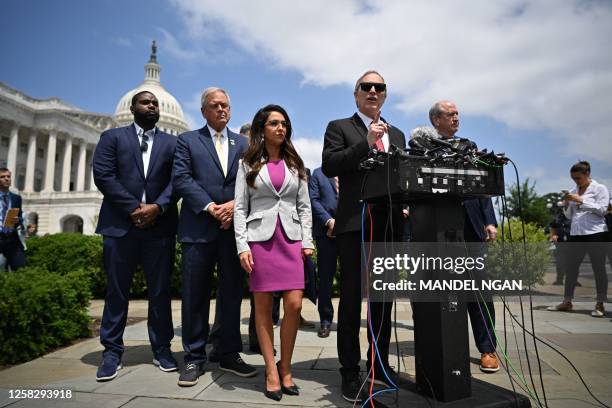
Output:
[359,82,386,93]
[265,120,288,128]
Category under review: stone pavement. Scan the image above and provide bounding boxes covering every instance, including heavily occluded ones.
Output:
[1,267,611,408]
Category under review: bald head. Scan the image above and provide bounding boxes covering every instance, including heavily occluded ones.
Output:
[429,100,459,139]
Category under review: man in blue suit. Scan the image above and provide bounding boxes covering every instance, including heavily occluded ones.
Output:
[0,168,25,271]
[308,167,338,338]
[430,100,499,373]
[173,87,255,387]
[93,91,178,381]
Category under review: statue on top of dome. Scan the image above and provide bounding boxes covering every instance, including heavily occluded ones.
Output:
[150,40,157,63]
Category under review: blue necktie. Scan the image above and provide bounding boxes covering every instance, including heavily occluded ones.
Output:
[1,194,8,232]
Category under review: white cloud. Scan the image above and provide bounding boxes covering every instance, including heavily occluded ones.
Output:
[169,0,612,161]
[292,137,324,171]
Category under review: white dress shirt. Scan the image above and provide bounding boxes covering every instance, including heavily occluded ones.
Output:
[203,125,229,213]
[133,123,155,202]
[357,111,389,152]
[563,178,609,236]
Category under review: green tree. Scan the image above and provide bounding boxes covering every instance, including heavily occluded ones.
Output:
[504,178,551,228]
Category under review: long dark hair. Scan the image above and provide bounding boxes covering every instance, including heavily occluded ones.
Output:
[243,104,306,188]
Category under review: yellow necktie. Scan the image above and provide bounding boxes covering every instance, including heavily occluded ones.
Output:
[215,132,226,175]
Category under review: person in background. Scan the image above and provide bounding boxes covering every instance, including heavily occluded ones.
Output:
[234,104,314,401]
[0,168,25,271]
[429,100,499,373]
[549,161,609,317]
[308,167,338,338]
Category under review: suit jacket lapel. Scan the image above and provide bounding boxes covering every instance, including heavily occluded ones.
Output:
[258,162,279,196]
[128,126,145,179]
[277,161,293,196]
[327,177,337,195]
[350,112,368,141]
[198,126,224,176]
[146,128,163,179]
[226,131,240,177]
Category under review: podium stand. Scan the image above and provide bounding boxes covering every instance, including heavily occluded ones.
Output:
[361,153,530,407]
[410,196,472,401]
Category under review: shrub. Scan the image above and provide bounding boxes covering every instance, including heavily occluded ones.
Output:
[26,234,106,296]
[487,220,551,287]
[0,267,91,365]
[26,233,183,299]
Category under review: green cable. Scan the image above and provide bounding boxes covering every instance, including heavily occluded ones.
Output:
[476,291,544,407]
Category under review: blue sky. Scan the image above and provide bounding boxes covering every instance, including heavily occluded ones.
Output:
[1,0,611,195]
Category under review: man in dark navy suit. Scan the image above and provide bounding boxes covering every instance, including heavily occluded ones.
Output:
[430,100,499,373]
[0,168,25,271]
[93,91,178,381]
[173,87,255,387]
[308,167,338,338]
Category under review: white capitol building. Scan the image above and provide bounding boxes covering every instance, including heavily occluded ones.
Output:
[0,42,188,234]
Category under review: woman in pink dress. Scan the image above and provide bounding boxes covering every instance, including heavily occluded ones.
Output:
[233,104,314,401]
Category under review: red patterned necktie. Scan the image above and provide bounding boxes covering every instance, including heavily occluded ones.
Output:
[371,121,385,151]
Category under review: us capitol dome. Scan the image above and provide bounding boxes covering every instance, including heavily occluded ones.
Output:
[114,41,188,135]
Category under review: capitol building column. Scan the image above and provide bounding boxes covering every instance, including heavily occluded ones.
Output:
[24,133,37,192]
[76,140,87,191]
[89,152,96,191]
[61,135,73,192]
[6,124,19,177]
[42,130,57,192]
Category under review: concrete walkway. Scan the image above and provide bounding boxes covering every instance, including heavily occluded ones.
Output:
[1,268,611,407]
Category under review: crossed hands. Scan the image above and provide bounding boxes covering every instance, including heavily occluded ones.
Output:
[208,200,234,229]
[130,203,161,229]
[239,247,315,274]
[367,111,389,147]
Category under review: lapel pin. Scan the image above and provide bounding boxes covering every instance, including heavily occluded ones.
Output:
[230,139,235,146]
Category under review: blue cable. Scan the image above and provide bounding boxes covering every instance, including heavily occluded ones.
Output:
[361,203,399,396]
[361,388,398,407]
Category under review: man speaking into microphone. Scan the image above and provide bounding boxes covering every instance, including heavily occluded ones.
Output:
[322,70,406,402]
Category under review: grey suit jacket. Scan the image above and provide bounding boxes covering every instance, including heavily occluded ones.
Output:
[234,160,314,255]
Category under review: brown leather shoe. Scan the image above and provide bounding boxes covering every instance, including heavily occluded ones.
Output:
[480,352,500,373]
[547,300,573,312]
[317,324,331,338]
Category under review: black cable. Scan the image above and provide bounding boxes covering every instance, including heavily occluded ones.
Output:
[508,158,549,408]
[498,297,611,408]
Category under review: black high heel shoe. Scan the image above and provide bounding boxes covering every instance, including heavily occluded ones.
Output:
[277,361,299,396]
[264,369,282,401]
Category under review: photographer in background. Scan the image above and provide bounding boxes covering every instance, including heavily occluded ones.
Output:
[549,161,609,317]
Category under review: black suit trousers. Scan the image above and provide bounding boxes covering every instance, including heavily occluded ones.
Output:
[337,204,403,374]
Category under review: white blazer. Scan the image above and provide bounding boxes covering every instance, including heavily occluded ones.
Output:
[234,159,314,255]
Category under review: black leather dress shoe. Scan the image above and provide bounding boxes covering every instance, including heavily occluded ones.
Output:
[281,384,300,396]
[317,323,331,338]
[265,388,283,401]
[277,362,299,395]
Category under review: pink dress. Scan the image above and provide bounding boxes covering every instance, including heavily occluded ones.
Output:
[249,160,304,292]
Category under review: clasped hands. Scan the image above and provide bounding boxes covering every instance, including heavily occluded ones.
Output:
[208,200,234,229]
[130,203,160,229]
